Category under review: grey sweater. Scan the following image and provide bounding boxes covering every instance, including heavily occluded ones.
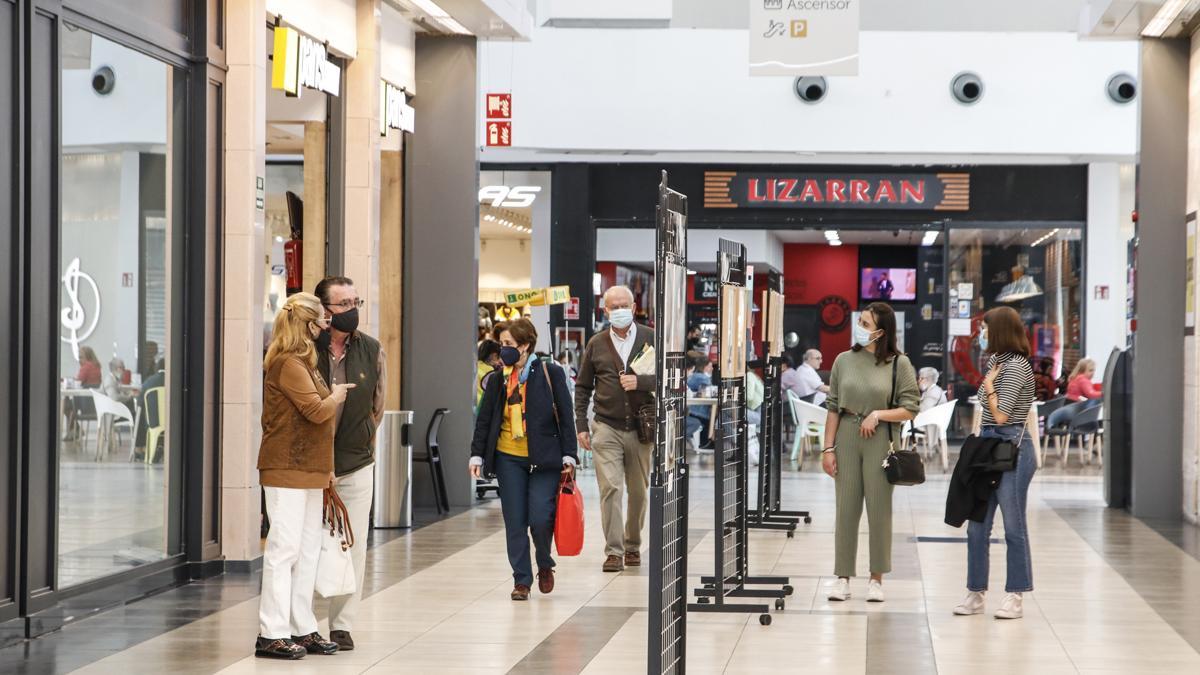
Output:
[574,325,656,432]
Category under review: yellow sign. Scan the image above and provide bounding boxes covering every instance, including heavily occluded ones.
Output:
[271,27,300,95]
[504,286,573,307]
[271,26,340,98]
[504,289,543,307]
[544,285,571,305]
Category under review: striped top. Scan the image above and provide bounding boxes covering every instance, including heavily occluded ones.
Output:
[979,352,1035,426]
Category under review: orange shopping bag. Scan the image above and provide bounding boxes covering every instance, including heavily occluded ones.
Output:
[554,473,584,556]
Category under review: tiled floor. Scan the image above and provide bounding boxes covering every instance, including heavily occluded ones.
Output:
[6,452,1200,674]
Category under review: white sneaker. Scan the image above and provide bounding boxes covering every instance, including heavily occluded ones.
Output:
[994,592,1023,619]
[827,578,850,601]
[953,591,986,616]
[866,579,884,603]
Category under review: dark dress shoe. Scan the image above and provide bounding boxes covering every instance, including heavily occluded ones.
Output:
[603,555,624,572]
[537,568,555,594]
[292,632,339,655]
[511,584,531,601]
[330,630,354,651]
[255,637,306,659]
[624,551,641,567]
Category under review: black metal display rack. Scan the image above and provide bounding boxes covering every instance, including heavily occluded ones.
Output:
[688,240,792,627]
[749,270,811,532]
[648,171,690,675]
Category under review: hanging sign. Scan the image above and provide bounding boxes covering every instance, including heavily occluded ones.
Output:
[565,297,580,321]
[749,0,860,77]
[485,120,511,147]
[505,286,572,308]
[272,26,341,97]
[380,81,415,135]
[485,93,513,147]
[704,171,970,211]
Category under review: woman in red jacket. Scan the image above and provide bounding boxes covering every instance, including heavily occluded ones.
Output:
[1065,358,1102,403]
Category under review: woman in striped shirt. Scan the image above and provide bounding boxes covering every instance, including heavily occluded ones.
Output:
[954,306,1038,620]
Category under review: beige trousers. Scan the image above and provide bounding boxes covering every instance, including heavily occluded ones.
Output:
[591,421,652,557]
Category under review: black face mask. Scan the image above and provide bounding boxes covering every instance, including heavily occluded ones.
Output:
[314,328,333,353]
[330,307,359,333]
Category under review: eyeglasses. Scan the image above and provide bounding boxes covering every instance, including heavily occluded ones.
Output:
[325,299,365,310]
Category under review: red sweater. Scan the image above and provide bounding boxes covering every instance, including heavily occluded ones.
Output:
[1066,374,1102,402]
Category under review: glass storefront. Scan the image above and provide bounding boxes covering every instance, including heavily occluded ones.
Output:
[57,26,183,587]
[944,227,1083,430]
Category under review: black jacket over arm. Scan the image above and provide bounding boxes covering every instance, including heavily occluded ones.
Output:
[471,359,578,477]
[945,437,1003,528]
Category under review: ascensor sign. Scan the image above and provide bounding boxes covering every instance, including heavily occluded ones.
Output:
[704,171,970,211]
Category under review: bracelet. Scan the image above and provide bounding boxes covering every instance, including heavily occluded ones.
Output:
[822,446,837,454]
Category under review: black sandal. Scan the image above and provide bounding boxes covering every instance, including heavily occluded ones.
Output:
[292,632,339,655]
[255,637,306,659]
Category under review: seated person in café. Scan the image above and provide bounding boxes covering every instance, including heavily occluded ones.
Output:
[1065,358,1102,404]
[136,359,167,462]
[918,367,947,412]
[1048,358,1104,430]
[794,348,830,406]
[686,356,714,450]
[1033,357,1058,401]
[63,346,103,441]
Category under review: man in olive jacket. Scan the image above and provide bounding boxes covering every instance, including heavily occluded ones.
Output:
[313,276,385,651]
[575,285,655,572]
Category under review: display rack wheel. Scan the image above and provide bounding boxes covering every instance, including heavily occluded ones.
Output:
[476,488,486,499]
[804,516,813,524]
[783,585,794,596]
[759,614,772,626]
[775,599,785,611]
[698,597,710,604]
[786,529,795,538]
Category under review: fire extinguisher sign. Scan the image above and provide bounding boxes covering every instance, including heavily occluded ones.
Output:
[485,93,512,147]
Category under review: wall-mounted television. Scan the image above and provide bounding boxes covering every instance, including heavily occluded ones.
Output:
[861,267,917,301]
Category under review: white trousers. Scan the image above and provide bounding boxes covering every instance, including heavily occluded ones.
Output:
[325,463,373,632]
[259,486,324,639]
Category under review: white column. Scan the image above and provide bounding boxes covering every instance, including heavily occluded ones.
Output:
[1085,162,1133,365]
[221,0,269,561]
[342,0,383,338]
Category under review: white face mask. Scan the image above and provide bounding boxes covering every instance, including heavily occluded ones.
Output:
[609,308,634,329]
[852,322,878,348]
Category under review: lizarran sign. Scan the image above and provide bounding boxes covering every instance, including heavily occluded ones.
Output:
[704,171,970,211]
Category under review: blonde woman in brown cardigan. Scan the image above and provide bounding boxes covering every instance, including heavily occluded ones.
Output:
[255,293,355,660]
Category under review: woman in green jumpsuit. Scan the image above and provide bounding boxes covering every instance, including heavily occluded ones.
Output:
[820,302,919,603]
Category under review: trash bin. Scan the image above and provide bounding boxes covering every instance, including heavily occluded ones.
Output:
[373,410,413,528]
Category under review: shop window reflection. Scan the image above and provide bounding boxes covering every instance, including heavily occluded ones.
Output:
[944,227,1082,438]
[57,27,182,587]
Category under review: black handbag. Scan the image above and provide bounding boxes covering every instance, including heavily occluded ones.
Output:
[960,435,1019,472]
[882,357,925,486]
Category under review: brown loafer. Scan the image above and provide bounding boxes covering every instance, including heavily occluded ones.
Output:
[329,630,354,651]
[602,554,624,573]
[624,551,641,567]
[537,568,555,594]
[291,632,338,655]
[511,584,531,601]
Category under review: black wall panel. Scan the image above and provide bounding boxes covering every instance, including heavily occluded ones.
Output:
[0,0,17,622]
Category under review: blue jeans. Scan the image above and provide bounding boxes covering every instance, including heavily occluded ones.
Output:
[967,424,1037,593]
[1047,397,1101,429]
[495,451,559,586]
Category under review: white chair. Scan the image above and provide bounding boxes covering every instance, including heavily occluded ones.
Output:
[902,400,957,472]
[90,390,134,462]
[788,393,828,463]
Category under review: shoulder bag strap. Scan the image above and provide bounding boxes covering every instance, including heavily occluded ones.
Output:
[540,360,561,426]
[887,356,898,450]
